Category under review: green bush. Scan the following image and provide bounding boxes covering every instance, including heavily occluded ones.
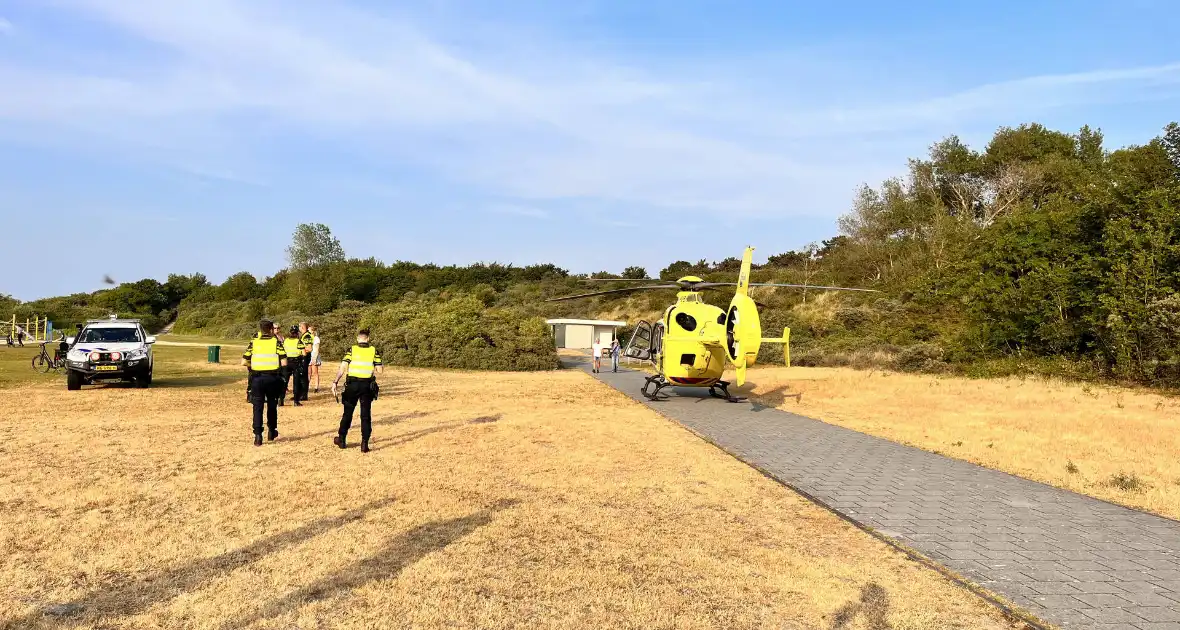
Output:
[173,300,309,339]
[893,343,948,373]
[834,305,875,330]
[308,295,559,371]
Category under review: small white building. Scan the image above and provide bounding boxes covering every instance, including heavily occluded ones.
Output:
[546,318,626,349]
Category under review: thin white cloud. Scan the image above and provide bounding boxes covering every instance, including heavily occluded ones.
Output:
[0,17,11,33]
[0,0,1177,221]
[488,204,548,219]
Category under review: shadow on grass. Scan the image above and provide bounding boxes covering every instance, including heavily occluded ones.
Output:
[280,411,434,444]
[747,385,802,412]
[151,373,246,388]
[829,583,892,630]
[4,497,398,628]
[226,498,519,629]
[368,423,466,450]
[77,373,244,390]
[365,414,502,451]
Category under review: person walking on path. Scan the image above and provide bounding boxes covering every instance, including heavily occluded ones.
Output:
[308,325,322,393]
[331,328,383,453]
[281,325,306,406]
[241,319,288,446]
[591,339,603,373]
[610,338,621,372]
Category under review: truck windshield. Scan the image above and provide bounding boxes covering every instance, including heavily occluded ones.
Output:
[79,328,141,343]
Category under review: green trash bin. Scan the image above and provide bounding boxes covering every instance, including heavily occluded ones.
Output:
[207,345,221,363]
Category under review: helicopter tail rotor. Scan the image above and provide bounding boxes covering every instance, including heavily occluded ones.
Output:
[724,247,762,386]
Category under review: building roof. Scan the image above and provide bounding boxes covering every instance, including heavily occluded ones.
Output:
[545,318,626,327]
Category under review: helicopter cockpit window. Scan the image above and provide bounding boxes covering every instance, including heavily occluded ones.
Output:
[674,312,697,332]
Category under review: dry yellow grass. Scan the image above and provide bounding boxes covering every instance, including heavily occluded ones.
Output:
[741,366,1180,521]
[0,361,1025,630]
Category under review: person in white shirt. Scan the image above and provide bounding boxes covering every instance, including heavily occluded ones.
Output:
[308,325,323,392]
[591,340,603,373]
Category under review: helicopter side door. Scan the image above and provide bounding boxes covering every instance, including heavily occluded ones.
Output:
[624,320,653,361]
[650,320,664,369]
[651,320,664,358]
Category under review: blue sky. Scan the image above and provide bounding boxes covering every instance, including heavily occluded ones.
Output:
[0,0,1177,301]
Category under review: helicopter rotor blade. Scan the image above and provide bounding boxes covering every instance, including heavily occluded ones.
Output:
[700,286,768,308]
[544,285,681,302]
[694,282,879,293]
[576,278,659,282]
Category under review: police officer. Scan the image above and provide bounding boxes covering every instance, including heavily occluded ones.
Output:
[245,326,266,403]
[297,321,314,402]
[282,325,306,406]
[331,328,383,453]
[241,319,288,446]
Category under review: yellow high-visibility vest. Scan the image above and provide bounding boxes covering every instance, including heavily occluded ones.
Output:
[347,345,377,379]
[282,337,302,358]
[250,337,281,372]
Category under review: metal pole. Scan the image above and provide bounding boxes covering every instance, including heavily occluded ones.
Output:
[785,327,791,368]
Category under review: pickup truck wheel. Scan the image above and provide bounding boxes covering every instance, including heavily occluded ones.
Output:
[134,372,152,388]
[67,371,83,391]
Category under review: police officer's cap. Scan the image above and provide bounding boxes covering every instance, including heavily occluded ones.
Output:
[289,325,299,336]
[259,318,274,330]
[358,327,371,336]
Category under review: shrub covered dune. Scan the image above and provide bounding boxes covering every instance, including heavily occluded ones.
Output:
[5,121,1180,382]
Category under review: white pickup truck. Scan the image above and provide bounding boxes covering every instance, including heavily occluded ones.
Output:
[65,318,156,390]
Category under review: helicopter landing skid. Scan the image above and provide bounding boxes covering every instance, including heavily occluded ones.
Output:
[709,381,746,403]
[641,374,671,400]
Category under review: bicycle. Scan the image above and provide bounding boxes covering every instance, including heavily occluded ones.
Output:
[32,336,67,373]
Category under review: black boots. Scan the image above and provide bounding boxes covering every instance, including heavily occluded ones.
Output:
[332,435,369,452]
[268,429,279,442]
[254,433,263,447]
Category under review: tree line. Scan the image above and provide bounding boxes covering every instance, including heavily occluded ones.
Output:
[4,121,1178,381]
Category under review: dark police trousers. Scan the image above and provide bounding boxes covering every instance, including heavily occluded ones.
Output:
[295,355,310,402]
[286,357,307,403]
[250,371,284,435]
[339,378,375,442]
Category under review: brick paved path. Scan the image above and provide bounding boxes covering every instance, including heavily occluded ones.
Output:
[565,356,1180,630]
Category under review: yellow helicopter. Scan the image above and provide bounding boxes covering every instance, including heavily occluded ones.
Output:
[547,246,878,402]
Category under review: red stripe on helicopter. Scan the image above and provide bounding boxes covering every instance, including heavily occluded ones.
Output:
[669,377,719,386]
